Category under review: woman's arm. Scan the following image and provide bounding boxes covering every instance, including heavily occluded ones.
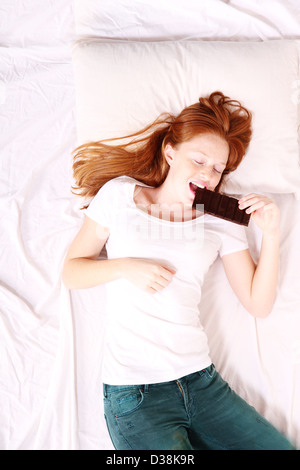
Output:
[62,216,175,291]
[62,215,117,289]
[221,194,281,319]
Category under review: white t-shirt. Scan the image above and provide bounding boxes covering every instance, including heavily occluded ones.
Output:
[84,176,248,385]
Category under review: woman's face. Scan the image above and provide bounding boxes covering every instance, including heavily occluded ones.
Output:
[164,133,229,204]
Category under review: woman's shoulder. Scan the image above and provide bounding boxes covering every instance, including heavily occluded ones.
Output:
[84,176,138,219]
[91,175,143,205]
[101,175,153,198]
[102,175,141,191]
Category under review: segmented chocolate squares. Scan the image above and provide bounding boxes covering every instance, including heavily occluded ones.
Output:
[192,187,250,226]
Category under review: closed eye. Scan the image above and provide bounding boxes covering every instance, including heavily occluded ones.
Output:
[193,159,225,174]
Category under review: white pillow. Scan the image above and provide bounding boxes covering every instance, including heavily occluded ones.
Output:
[72,40,300,196]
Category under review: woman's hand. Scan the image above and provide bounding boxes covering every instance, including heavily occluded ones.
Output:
[120,258,176,294]
[238,194,280,236]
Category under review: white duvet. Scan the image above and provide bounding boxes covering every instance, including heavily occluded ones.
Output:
[0,0,299,450]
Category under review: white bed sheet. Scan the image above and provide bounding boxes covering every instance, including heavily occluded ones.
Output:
[0,0,299,450]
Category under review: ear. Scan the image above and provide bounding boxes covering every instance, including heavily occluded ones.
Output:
[164,143,176,167]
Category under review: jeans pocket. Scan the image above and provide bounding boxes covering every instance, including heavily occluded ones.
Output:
[109,386,145,418]
[197,364,216,380]
[205,364,216,379]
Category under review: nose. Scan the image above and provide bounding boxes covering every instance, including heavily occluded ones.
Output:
[197,170,211,185]
[197,167,218,189]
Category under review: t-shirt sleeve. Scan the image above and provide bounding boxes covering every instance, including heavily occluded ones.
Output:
[218,220,249,257]
[83,179,116,228]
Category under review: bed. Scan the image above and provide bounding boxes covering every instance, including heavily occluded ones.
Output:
[1,0,299,450]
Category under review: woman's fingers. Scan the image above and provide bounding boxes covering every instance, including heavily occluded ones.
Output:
[123,258,176,294]
[238,194,280,234]
[239,194,270,212]
[149,266,176,292]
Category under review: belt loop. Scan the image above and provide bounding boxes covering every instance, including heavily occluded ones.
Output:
[103,383,107,398]
[144,384,149,393]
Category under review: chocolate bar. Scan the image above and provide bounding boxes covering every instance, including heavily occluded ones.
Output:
[192,187,250,226]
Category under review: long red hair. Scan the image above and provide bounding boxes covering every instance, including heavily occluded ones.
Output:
[72,91,252,208]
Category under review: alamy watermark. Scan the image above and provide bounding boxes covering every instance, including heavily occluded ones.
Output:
[95,203,205,244]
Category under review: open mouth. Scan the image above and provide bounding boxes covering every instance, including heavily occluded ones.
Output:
[189,181,206,196]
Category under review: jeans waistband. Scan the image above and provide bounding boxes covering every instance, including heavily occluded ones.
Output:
[103,365,214,398]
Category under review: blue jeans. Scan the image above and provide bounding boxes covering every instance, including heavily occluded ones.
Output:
[103,365,295,450]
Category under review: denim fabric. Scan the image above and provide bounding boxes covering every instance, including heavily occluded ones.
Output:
[103,365,295,450]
